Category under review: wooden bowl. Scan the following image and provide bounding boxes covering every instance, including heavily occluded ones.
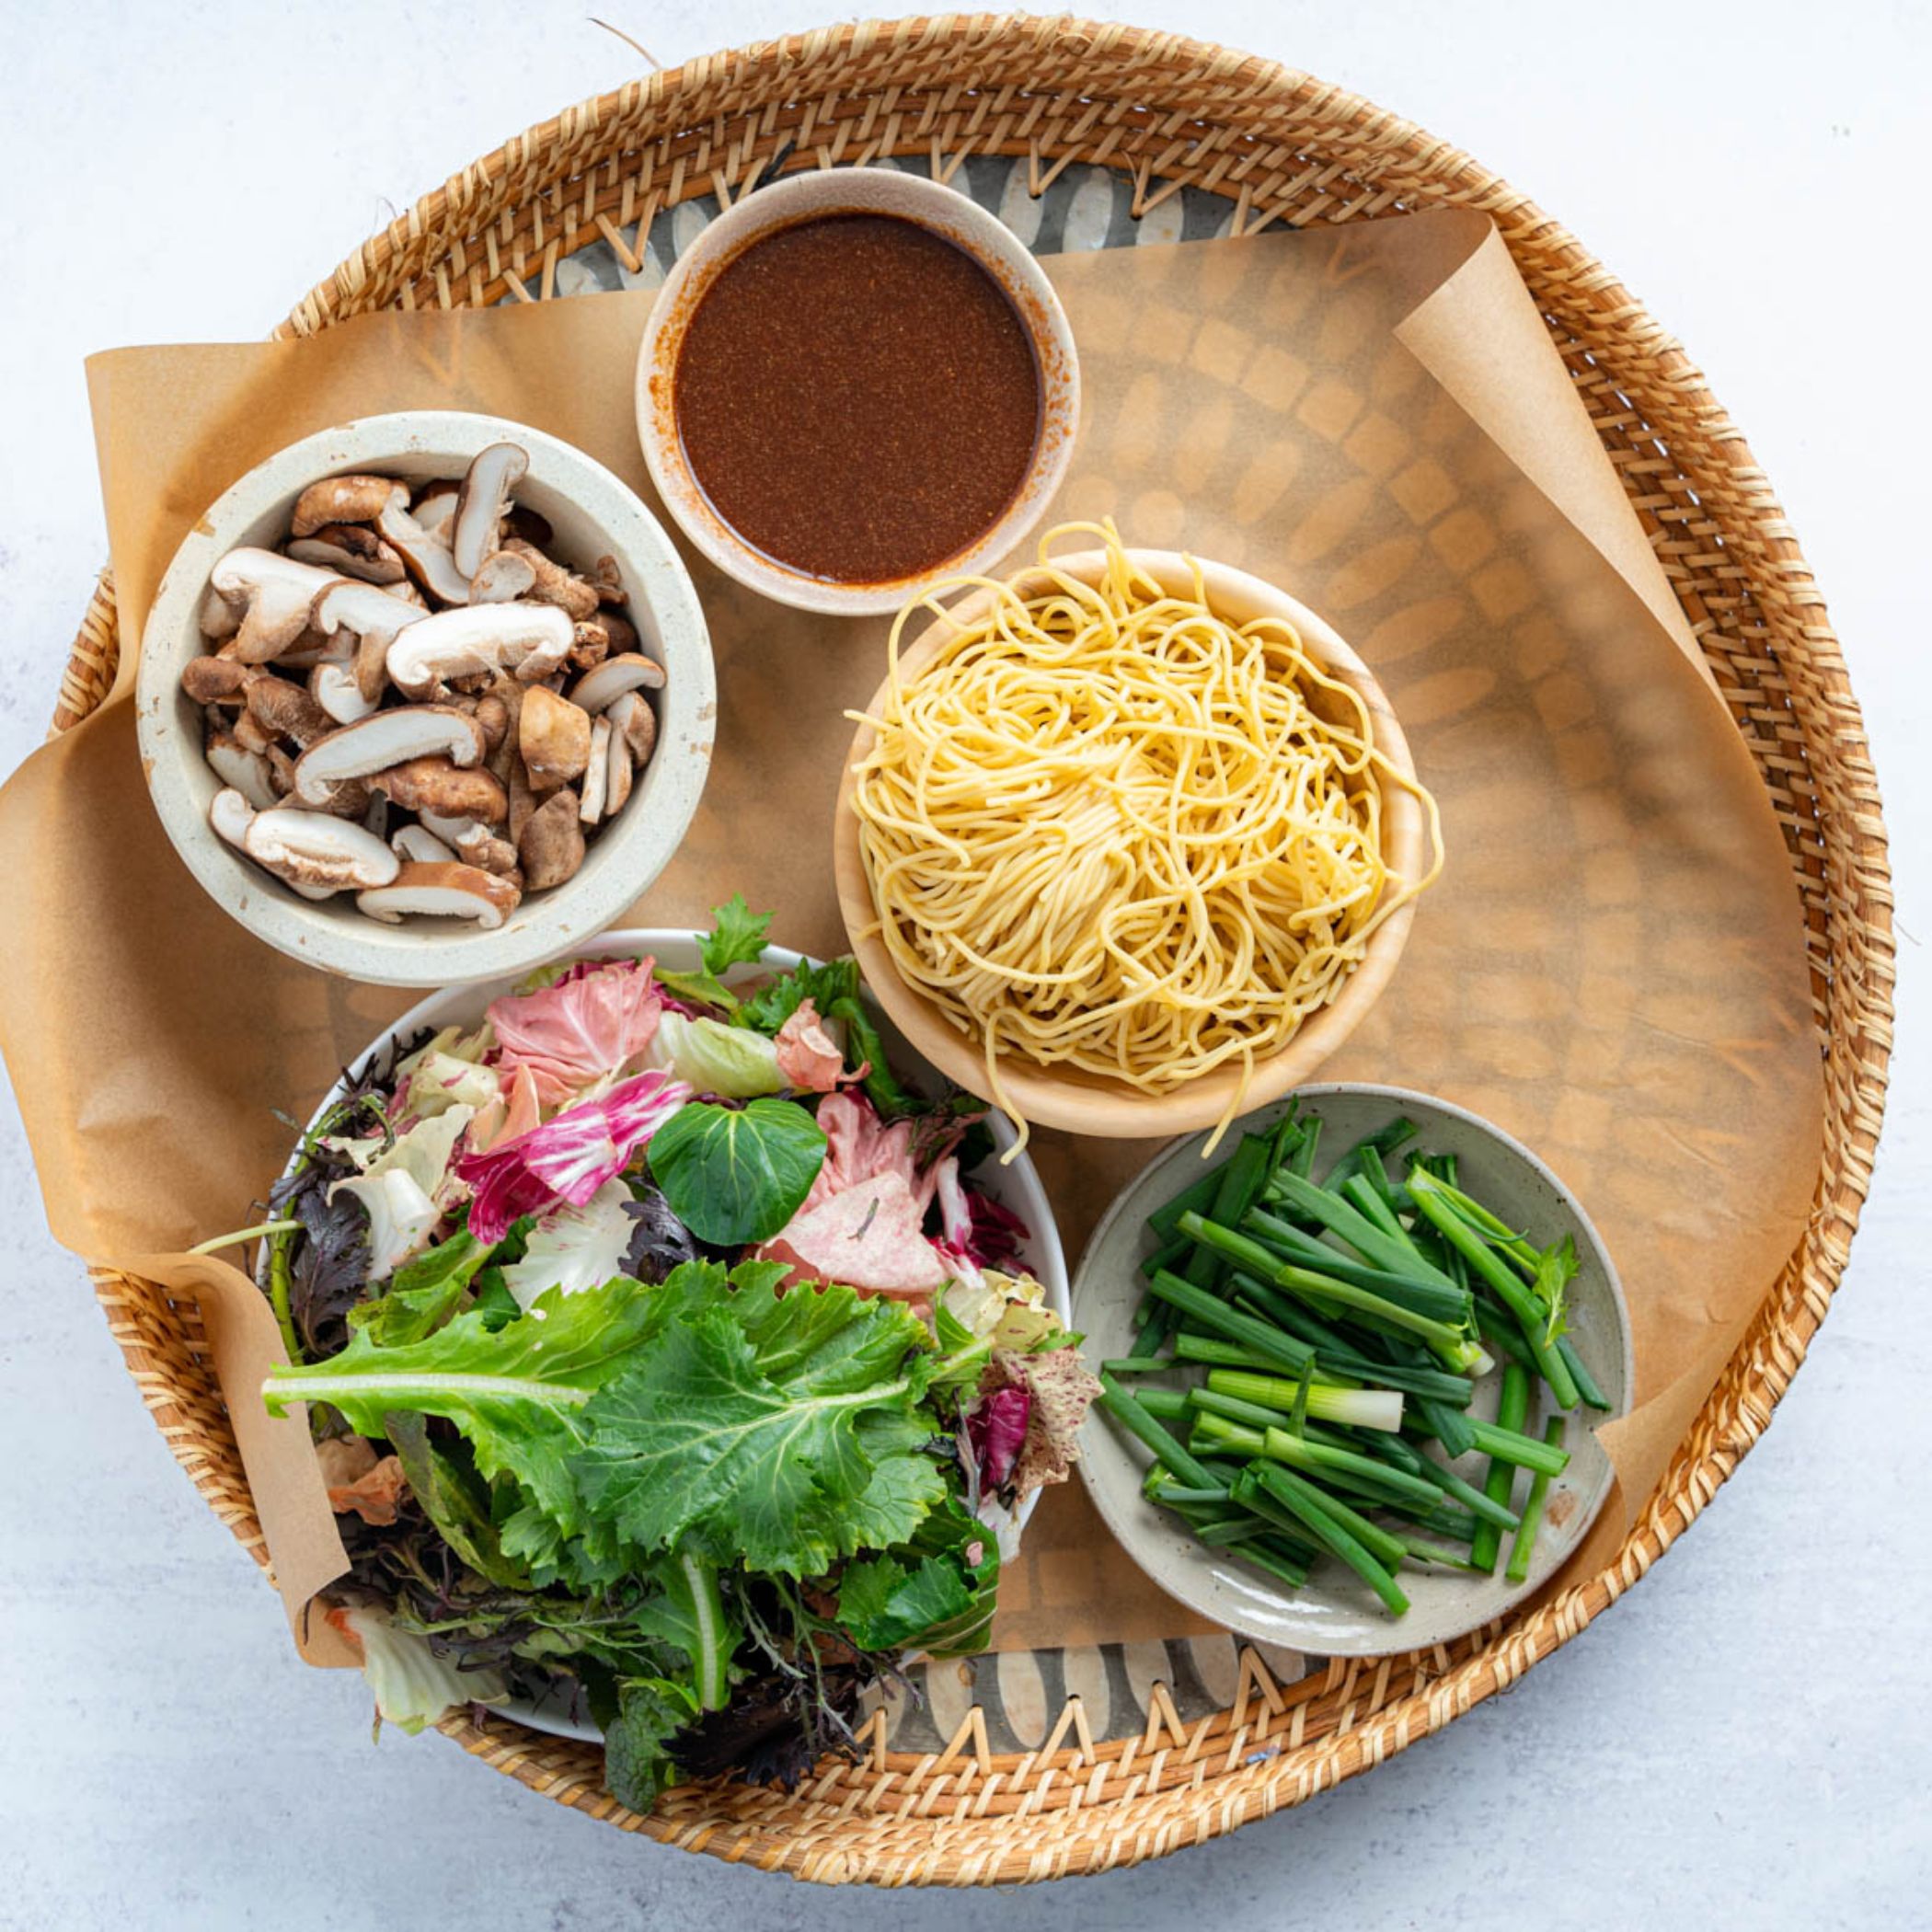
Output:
[833,549,1427,1137]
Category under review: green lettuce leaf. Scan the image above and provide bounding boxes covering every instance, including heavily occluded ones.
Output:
[834,1554,967,1652]
[733,956,859,1036]
[335,1604,509,1734]
[835,1497,999,1656]
[384,1410,532,1590]
[649,1013,788,1098]
[571,1270,944,1575]
[265,1278,661,1539]
[700,893,773,976]
[646,1098,826,1245]
[627,1552,738,1710]
[604,1675,698,1812]
[348,1229,494,1347]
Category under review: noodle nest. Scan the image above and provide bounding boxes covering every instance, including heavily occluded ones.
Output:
[848,524,1443,1145]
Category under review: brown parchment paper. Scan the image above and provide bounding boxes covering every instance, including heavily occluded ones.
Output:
[0,208,1821,1667]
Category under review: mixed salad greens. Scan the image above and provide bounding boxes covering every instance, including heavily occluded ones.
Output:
[249,897,1097,1810]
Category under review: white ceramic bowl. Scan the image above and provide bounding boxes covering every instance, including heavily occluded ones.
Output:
[271,927,1070,1739]
[1074,1084,1634,1657]
[634,167,1080,615]
[136,411,715,987]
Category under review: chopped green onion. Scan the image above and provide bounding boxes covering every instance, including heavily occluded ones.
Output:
[1238,1466,1409,1616]
[1263,1170,1457,1289]
[1098,1374,1220,1491]
[1469,1364,1530,1573]
[1505,1416,1568,1583]
[1558,1336,1611,1412]
[1408,1169,1580,1409]
[1147,1161,1229,1238]
[1144,1267,1318,1376]
[1466,1416,1571,1479]
[1202,1368,1405,1434]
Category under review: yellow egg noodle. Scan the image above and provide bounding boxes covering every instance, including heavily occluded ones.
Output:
[849,523,1444,1152]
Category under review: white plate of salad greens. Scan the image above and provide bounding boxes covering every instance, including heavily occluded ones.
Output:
[1077,1085,1634,1657]
[249,897,1093,1808]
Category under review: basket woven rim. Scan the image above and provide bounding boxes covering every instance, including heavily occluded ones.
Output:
[62,13,1893,1886]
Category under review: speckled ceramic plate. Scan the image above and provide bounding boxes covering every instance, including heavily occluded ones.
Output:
[1074,1084,1635,1656]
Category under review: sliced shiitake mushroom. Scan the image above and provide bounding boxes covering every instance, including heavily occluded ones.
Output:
[357,861,521,928]
[291,707,487,805]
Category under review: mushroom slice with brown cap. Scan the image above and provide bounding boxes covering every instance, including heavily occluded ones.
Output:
[518,787,585,890]
[391,823,457,864]
[519,684,591,790]
[568,651,666,714]
[468,550,538,605]
[605,689,657,769]
[567,621,612,673]
[604,719,634,817]
[593,608,639,657]
[310,579,431,706]
[376,491,473,606]
[209,788,328,898]
[209,549,346,664]
[385,603,575,700]
[206,732,280,811]
[291,707,486,806]
[578,717,613,827]
[245,673,335,750]
[451,443,531,581]
[500,538,600,621]
[270,627,350,672]
[183,655,252,706]
[246,815,397,894]
[412,479,459,535]
[357,861,522,928]
[368,758,507,823]
[243,804,400,892]
[209,786,258,849]
[288,523,408,586]
[591,554,626,605]
[417,810,519,877]
[506,753,540,845]
[291,474,400,537]
[310,661,379,726]
[201,583,243,642]
[473,693,512,757]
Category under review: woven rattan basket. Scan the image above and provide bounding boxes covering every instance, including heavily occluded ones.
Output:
[60,16,1892,1886]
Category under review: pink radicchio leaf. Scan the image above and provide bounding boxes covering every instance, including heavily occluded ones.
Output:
[805,1091,940,1216]
[965,1384,1031,1491]
[935,1159,1030,1269]
[486,959,664,1110]
[980,1348,1103,1497]
[772,997,861,1094]
[454,1070,690,1242]
[963,1189,1030,1270]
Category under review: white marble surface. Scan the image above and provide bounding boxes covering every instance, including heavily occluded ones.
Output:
[1,3,1926,1924]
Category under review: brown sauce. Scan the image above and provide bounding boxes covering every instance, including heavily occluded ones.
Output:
[673,213,1042,584]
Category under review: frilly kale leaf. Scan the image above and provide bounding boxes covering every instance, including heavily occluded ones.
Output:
[570,1269,945,1576]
